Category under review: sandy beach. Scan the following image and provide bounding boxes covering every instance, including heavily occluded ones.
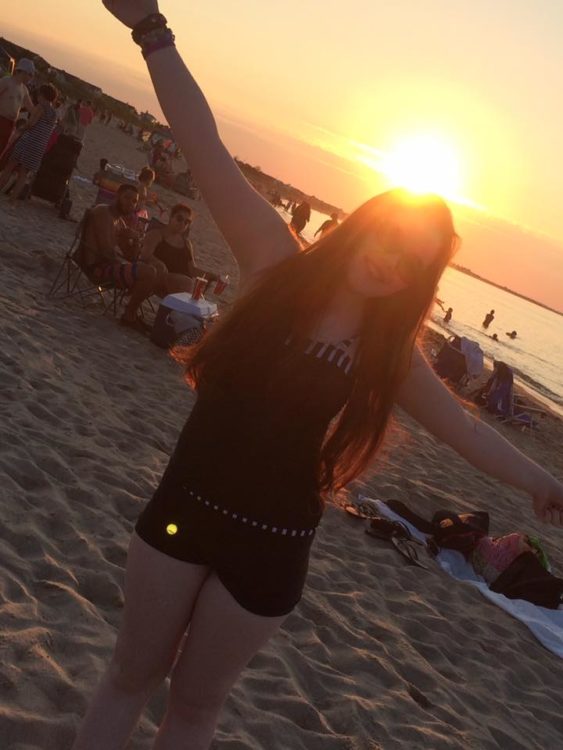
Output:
[1,121,563,750]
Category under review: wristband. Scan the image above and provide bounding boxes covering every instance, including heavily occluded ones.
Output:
[131,13,168,44]
[140,28,176,59]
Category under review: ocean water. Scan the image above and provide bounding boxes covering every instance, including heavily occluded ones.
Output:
[278,206,563,415]
[277,204,334,245]
[430,266,563,416]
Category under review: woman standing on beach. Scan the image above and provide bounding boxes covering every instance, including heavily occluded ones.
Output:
[0,83,58,202]
[72,3,563,748]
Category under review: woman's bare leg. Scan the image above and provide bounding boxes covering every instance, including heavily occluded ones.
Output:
[153,574,286,750]
[71,533,210,750]
[0,159,18,192]
[148,257,169,293]
[8,167,30,202]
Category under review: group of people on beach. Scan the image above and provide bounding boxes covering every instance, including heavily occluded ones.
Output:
[0,52,223,338]
[0,57,99,202]
[0,58,59,201]
[441,304,519,342]
[2,2,563,749]
[79,179,220,333]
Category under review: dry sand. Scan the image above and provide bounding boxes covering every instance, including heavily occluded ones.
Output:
[1,121,562,749]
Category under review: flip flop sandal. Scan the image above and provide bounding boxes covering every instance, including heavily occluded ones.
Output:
[390,537,429,570]
[344,501,381,520]
[367,517,413,541]
[365,523,430,569]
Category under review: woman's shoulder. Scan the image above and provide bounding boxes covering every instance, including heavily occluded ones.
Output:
[39,102,55,119]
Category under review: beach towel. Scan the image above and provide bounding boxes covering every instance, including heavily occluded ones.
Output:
[363,497,563,658]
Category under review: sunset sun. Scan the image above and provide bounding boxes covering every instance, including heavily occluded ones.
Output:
[380,134,462,200]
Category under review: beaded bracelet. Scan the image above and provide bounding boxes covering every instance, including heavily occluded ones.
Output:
[138,27,176,60]
[131,13,168,44]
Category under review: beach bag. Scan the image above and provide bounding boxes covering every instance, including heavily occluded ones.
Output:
[471,533,563,608]
[489,552,563,609]
[471,533,534,583]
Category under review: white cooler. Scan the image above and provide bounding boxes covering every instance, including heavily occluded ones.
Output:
[151,293,218,349]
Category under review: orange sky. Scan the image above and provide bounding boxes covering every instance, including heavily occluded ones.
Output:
[3,1,563,309]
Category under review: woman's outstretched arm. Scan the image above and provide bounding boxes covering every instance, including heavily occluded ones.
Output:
[103,0,299,276]
[396,349,563,526]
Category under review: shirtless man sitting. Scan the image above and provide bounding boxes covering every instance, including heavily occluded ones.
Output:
[0,58,35,159]
[80,183,157,333]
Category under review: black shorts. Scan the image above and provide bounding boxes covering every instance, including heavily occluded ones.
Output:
[135,483,317,618]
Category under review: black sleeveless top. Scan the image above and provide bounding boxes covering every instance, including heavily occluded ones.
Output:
[154,235,195,275]
[160,336,356,530]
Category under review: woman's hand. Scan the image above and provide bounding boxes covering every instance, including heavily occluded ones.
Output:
[532,474,563,526]
[102,0,160,29]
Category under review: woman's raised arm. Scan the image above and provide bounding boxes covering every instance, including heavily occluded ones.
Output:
[103,0,299,276]
[396,349,563,526]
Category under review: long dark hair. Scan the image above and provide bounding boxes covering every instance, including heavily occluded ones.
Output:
[179,189,458,493]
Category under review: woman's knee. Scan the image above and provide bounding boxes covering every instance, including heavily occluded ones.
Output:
[137,263,158,281]
[167,682,226,725]
[164,273,194,295]
[108,649,174,695]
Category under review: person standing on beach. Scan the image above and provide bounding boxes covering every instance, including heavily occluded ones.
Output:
[93,157,109,185]
[0,58,35,159]
[72,3,563,748]
[0,83,58,202]
[314,211,340,238]
[136,165,159,218]
[290,199,311,234]
[61,101,82,139]
[482,308,495,328]
[78,99,95,139]
[444,306,453,324]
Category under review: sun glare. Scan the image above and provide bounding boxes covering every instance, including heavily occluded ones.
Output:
[380,134,462,200]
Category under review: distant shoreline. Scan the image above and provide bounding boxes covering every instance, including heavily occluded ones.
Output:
[451,264,562,317]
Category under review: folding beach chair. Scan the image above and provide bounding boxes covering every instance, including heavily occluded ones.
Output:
[47,208,122,314]
[434,335,483,391]
[474,361,541,431]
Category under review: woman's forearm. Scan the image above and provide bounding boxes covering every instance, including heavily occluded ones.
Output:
[397,356,555,500]
[453,415,550,496]
[141,41,295,268]
[145,46,223,190]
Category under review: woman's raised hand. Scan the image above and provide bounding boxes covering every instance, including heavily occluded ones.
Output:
[102,0,160,29]
[532,474,563,527]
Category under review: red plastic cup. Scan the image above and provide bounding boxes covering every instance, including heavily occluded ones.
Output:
[214,274,229,296]
[192,276,207,301]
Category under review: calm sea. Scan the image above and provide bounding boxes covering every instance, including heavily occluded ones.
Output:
[280,206,563,416]
[430,267,563,416]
